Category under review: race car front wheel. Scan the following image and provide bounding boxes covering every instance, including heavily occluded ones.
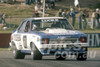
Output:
[13,45,25,59]
[31,43,42,60]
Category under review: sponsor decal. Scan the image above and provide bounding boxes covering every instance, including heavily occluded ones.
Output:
[41,19,59,22]
[87,33,100,47]
[54,51,96,59]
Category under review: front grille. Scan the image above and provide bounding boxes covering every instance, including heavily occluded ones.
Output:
[49,38,78,44]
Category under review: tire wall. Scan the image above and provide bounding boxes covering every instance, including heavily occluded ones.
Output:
[0,33,11,48]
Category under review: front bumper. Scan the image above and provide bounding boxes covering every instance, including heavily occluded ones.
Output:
[40,43,88,55]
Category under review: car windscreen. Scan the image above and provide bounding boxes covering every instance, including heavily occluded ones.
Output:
[31,19,73,31]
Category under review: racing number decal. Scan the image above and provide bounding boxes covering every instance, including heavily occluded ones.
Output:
[23,36,27,48]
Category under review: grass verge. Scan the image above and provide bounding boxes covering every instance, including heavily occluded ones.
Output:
[0,48,9,51]
[0,47,100,51]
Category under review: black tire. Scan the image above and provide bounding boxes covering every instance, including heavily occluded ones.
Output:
[55,54,66,60]
[76,53,87,61]
[13,46,25,59]
[31,43,42,60]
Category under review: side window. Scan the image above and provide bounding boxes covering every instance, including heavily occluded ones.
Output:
[24,21,30,32]
[18,21,27,33]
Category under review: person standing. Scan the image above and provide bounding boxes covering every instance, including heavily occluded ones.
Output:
[31,0,35,4]
[46,0,50,9]
[0,14,3,24]
[34,3,43,14]
[36,0,41,4]
[41,0,43,4]
[32,10,40,17]
[91,10,96,29]
[62,9,69,18]
[95,8,100,29]
[55,9,62,17]
[78,10,87,30]
[50,0,55,9]
[70,7,80,27]
[25,0,30,5]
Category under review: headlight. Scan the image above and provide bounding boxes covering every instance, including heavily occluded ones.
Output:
[80,37,87,43]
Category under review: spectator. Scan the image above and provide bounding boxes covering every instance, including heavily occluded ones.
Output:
[35,3,40,11]
[70,7,80,27]
[2,13,6,20]
[0,14,3,24]
[95,8,100,29]
[50,0,55,9]
[25,0,41,5]
[25,0,30,5]
[62,9,69,18]
[33,11,40,17]
[85,9,89,18]
[91,10,96,29]
[36,0,41,4]
[34,3,43,14]
[41,0,43,4]
[45,0,55,9]
[1,13,10,27]
[35,11,40,17]
[0,14,9,28]
[78,10,87,30]
[31,0,35,4]
[0,13,7,24]
[55,9,62,17]
[45,0,50,9]
[0,14,6,29]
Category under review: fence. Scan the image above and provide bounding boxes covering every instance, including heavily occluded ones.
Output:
[5,17,97,29]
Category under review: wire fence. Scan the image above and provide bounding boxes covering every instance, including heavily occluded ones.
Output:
[4,16,100,30]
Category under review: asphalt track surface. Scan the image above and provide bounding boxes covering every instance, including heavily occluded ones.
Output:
[0,49,100,67]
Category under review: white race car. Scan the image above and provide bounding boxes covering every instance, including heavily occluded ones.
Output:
[9,17,88,60]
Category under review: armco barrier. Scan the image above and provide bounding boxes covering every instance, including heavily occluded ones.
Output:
[0,33,100,48]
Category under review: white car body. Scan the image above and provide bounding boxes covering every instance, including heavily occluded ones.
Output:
[9,17,89,60]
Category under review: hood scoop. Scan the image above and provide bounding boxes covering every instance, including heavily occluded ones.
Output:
[45,28,78,35]
[46,28,67,33]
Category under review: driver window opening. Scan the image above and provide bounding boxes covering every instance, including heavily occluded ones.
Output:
[25,21,30,32]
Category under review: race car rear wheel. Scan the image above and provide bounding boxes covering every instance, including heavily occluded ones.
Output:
[31,43,42,60]
[76,53,87,61]
[13,46,25,59]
